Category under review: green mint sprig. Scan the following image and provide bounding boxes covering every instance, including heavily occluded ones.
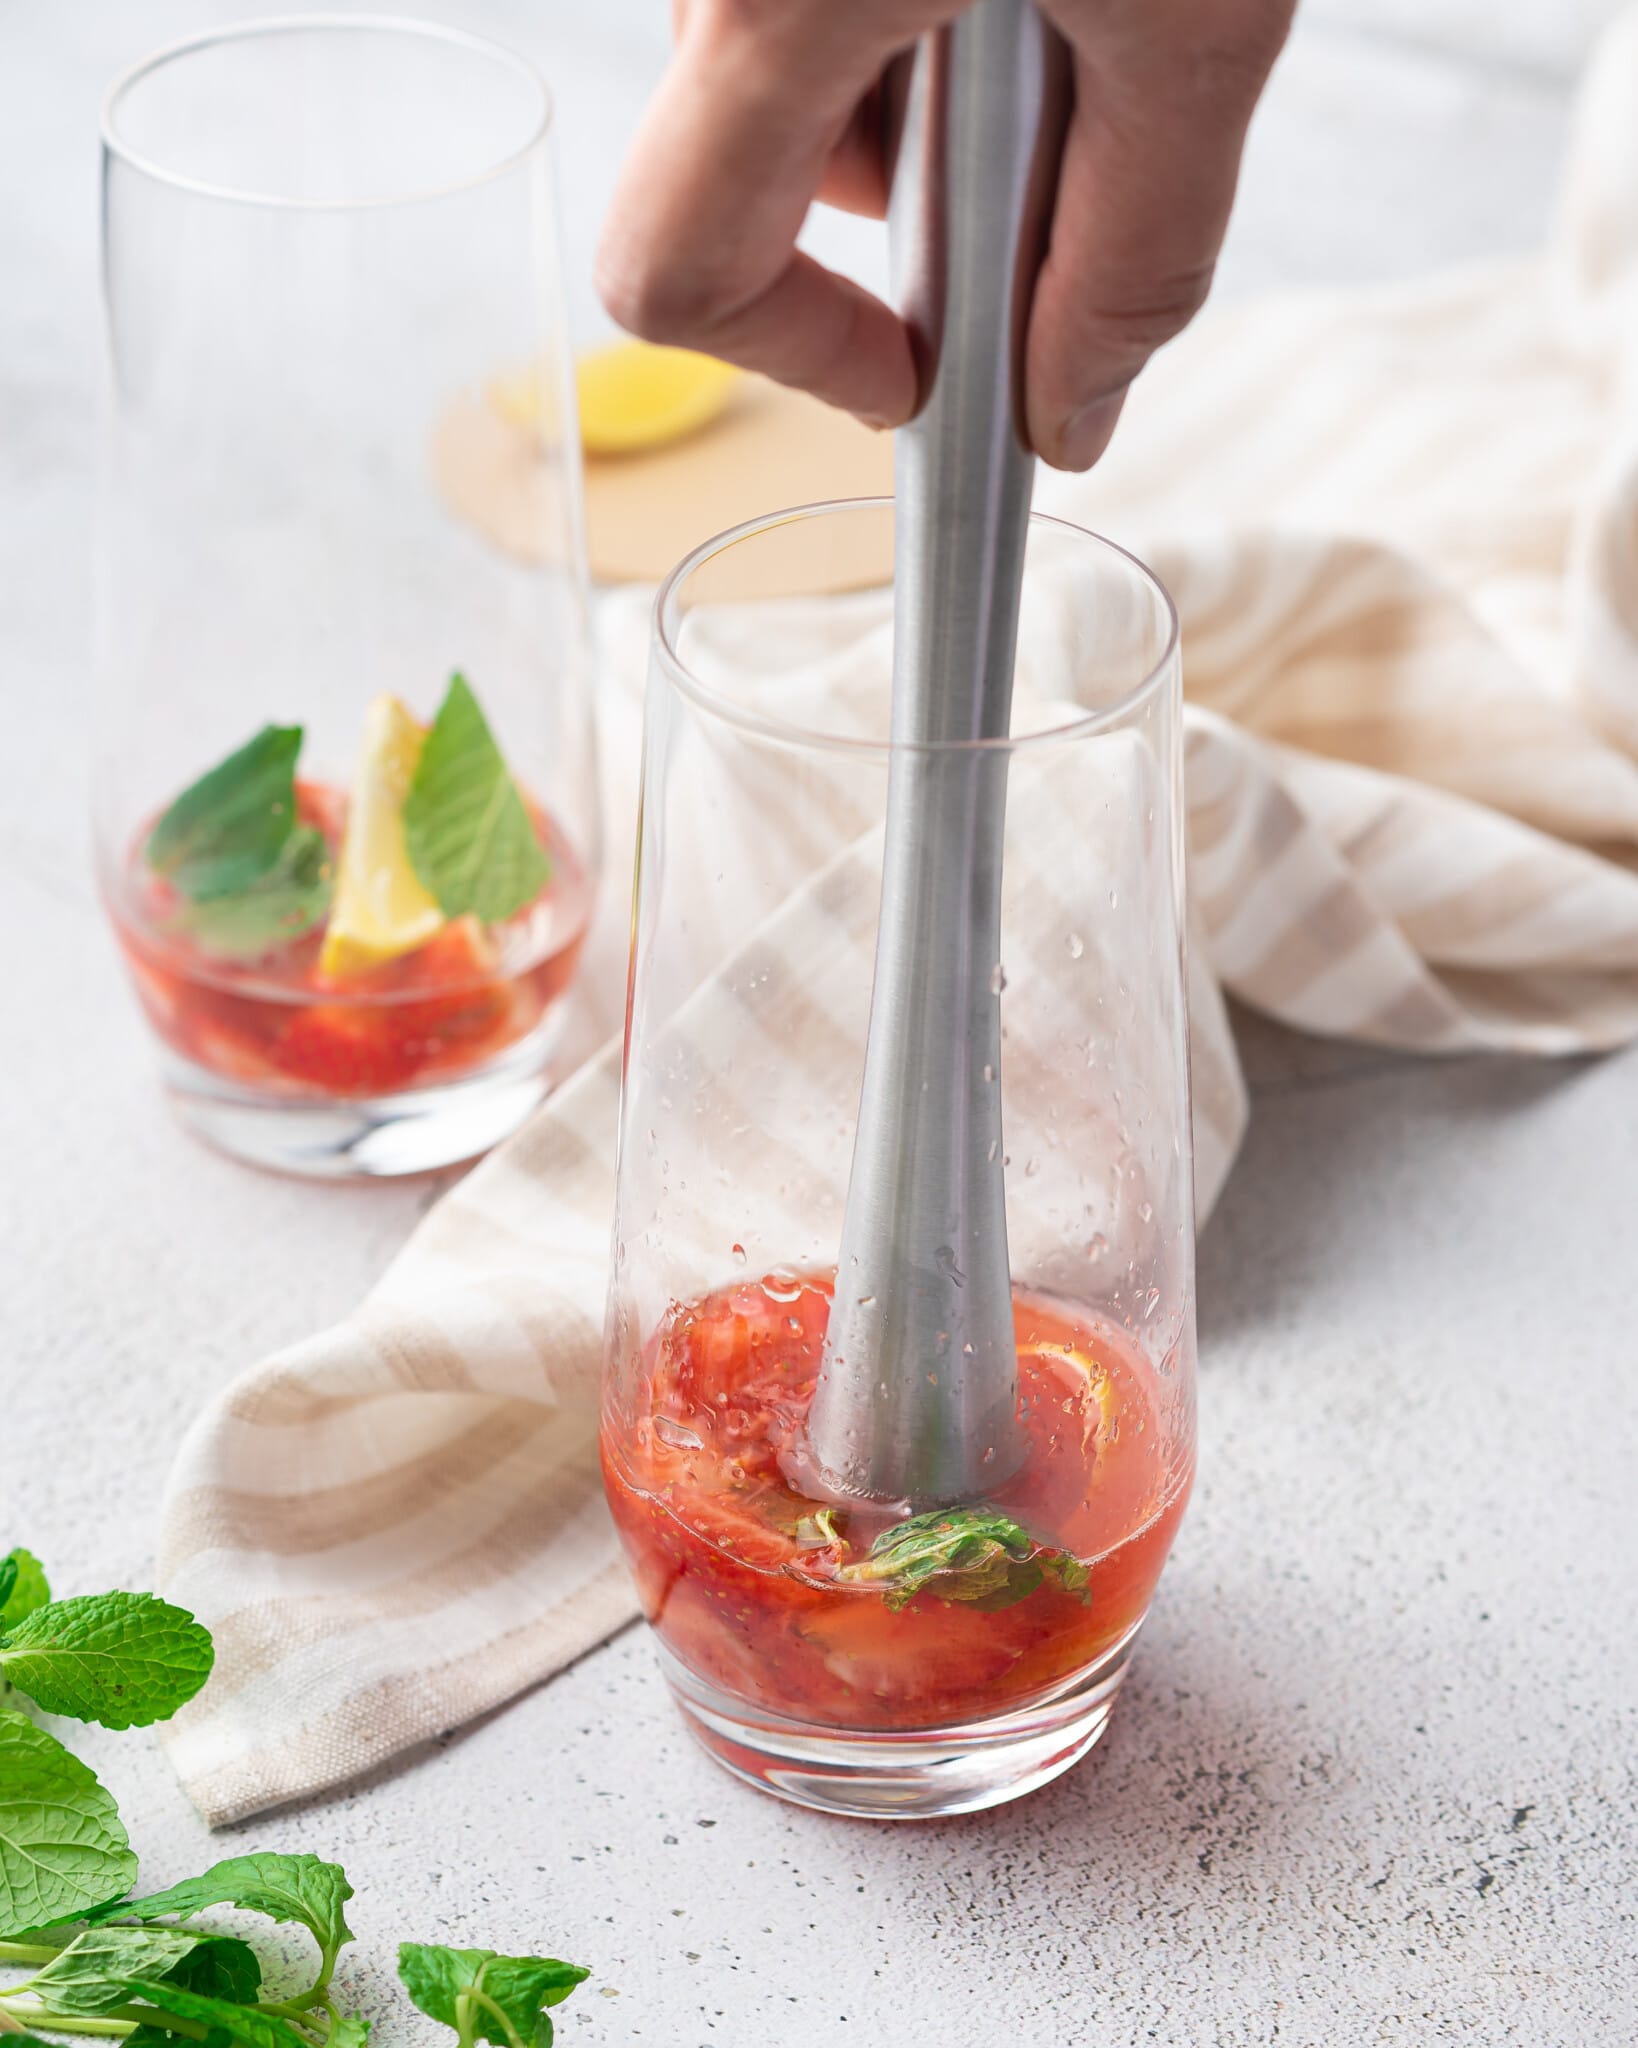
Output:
[0,1592,214,1730]
[397,1944,590,2048]
[403,675,550,924]
[88,1855,354,2000]
[0,1544,592,2048]
[0,1709,138,1933]
[171,824,332,960]
[147,726,306,901]
[834,1505,1091,1612]
[16,1926,241,2013]
[0,1549,50,1630]
[144,724,332,958]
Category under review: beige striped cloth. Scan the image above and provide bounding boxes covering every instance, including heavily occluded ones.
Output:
[161,9,1638,1824]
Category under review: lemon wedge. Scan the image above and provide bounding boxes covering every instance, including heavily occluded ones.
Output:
[576,340,740,455]
[487,342,740,454]
[1027,1342,1121,1443]
[317,695,445,981]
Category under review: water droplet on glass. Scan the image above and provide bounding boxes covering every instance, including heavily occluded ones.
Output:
[988,1140,998,1163]
[982,1063,995,1084]
[1144,1288,1161,1318]
[1139,1201,1154,1224]
[1024,1158,1040,1178]
[934,1245,967,1286]
[1067,932,1085,960]
[990,963,1008,994]
[1108,889,1119,910]
[762,1269,804,1303]
[653,1415,704,1452]
[730,1242,746,1265]
[1086,1233,1109,1261]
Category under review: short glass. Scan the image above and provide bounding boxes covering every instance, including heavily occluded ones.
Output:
[602,500,1195,1818]
[95,20,598,1177]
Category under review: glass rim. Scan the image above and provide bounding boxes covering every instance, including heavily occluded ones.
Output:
[652,497,1181,758]
[100,14,554,212]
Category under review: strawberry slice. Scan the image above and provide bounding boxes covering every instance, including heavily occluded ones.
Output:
[271,1005,418,1096]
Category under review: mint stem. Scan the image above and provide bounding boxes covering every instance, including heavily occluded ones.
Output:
[468,1988,526,2048]
[259,1997,331,2036]
[0,1941,66,1964]
[0,2003,137,2038]
[108,2005,208,2042]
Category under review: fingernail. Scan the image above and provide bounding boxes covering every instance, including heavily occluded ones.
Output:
[1056,389,1128,471]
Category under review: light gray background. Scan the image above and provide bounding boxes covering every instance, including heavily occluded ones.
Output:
[5,4,1636,2044]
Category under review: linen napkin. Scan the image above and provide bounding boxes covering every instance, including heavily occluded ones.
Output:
[161,8,1638,1825]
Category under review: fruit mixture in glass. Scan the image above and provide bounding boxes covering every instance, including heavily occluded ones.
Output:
[111,675,589,1100]
[602,1271,1193,1731]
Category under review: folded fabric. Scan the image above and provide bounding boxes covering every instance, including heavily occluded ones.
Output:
[161,9,1638,1824]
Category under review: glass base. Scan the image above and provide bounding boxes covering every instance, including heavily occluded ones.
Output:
[658,1628,1141,1820]
[158,1016,562,1178]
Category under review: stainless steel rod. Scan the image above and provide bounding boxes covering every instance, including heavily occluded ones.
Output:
[805,0,1069,1506]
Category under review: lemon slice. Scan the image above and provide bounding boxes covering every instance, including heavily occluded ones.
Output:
[317,695,445,981]
[576,340,740,455]
[1027,1342,1121,1443]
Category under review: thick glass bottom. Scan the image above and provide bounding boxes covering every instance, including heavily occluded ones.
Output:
[658,1625,1141,1820]
[157,1011,563,1178]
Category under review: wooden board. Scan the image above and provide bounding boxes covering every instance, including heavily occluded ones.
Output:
[435,373,895,587]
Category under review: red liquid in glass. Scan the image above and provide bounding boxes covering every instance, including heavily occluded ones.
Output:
[602,1271,1192,1731]
[113,781,590,1100]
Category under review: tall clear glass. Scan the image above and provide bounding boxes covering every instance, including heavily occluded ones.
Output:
[602,500,1195,1818]
[96,20,598,1177]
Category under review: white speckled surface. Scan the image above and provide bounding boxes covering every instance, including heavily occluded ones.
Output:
[5,4,1637,2044]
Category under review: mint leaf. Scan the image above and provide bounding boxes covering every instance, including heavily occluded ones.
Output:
[402,676,549,923]
[835,1506,1091,1613]
[148,726,303,900]
[0,1592,214,1729]
[325,2015,371,2048]
[15,1926,208,2014]
[94,1854,353,1993]
[164,1932,263,2007]
[0,1711,137,1937]
[122,1979,313,2048]
[0,1549,49,1631]
[398,1942,589,2048]
[173,824,332,961]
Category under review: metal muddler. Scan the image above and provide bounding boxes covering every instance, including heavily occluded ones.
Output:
[804,1,1070,1506]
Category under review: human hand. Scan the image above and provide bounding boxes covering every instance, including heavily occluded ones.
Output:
[597,0,1294,470]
